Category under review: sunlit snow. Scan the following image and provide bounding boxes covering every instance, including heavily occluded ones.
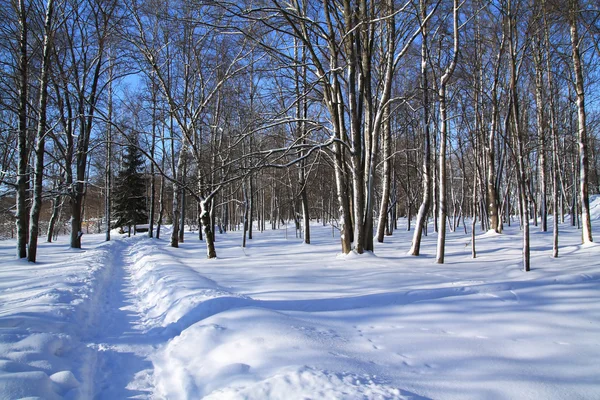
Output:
[1,200,600,399]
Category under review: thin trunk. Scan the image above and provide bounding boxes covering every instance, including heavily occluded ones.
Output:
[436,0,459,264]
[170,149,184,248]
[179,161,186,243]
[436,84,449,264]
[377,105,392,242]
[534,38,547,232]
[471,174,477,259]
[543,3,559,256]
[46,191,60,243]
[410,0,432,256]
[105,57,113,242]
[249,175,254,239]
[487,31,505,234]
[334,143,352,253]
[16,0,28,259]
[242,180,249,248]
[508,1,530,271]
[148,77,157,238]
[569,0,593,244]
[156,115,166,240]
[28,0,55,262]
[201,199,216,258]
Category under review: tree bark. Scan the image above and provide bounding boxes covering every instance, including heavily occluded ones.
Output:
[105,56,114,242]
[201,199,217,258]
[533,40,547,233]
[27,0,55,262]
[16,0,28,259]
[148,76,157,238]
[376,105,392,243]
[46,188,60,243]
[543,3,559,257]
[569,0,593,244]
[436,0,459,264]
[508,0,530,271]
[410,0,432,256]
[487,30,505,234]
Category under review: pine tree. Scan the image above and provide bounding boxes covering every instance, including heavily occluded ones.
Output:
[113,139,148,236]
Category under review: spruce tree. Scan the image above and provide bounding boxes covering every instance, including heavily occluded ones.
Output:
[113,139,148,236]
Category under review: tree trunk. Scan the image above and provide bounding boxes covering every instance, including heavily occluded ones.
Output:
[201,199,216,258]
[16,0,28,259]
[487,30,505,234]
[156,173,164,239]
[300,180,310,244]
[471,173,477,259]
[27,0,55,262]
[46,190,60,243]
[148,78,157,238]
[334,142,352,253]
[436,85,449,264]
[105,58,113,242]
[534,43,547,233]
[242,179,249,248]
[435,0,458,264]
[543,5,559,257]
[377,105,392,243]
[569,0,593,244]
[410,1,432,256]
[170,127,186,247]
[179,167,186,243]
[508,1,530,271]
[249,175,254,240]
[156,119,166,240]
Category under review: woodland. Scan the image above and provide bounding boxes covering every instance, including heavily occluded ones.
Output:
[1,0,600,271]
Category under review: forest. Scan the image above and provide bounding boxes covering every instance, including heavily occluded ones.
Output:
[1,0,599,270]
[2,1,600,398]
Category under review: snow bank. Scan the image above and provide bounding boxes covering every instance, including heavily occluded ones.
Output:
[0,237,116,399]
[153,307,409,400]
[126,239,412,399]
[127,239,251,336]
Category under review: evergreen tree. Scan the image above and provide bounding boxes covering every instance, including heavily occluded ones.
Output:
[113,138,148,236]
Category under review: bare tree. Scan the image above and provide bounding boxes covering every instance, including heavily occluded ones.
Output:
[435,0,460,264]
[15,0,28,258]
[569,0,593,244]
[27,0,56,262]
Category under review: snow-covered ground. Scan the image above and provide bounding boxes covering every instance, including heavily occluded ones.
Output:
[1,208,600,399]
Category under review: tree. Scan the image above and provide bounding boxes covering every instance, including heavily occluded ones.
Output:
[435,0,460,264]
[113,138,148,236]
[15,0,28,259]
[410,0,434,256]
[27,0,56,262]
[569,0,593,244]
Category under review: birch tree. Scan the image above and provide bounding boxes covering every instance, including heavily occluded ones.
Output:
[435,0,460,264]
[569,0,593,244]
[27,0,56,262]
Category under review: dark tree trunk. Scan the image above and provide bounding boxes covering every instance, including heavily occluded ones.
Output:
[27,0,54,262]
[16,0,28,259]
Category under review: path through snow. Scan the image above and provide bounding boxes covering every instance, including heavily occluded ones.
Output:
[85,238,154,399]
[1,213,600,399]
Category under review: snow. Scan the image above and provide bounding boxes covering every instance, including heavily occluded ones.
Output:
[1,208,600,399]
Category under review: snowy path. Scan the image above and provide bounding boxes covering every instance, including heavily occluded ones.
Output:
[84,238,154,399]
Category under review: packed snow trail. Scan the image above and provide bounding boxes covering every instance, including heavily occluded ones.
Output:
[84,237,154,399]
